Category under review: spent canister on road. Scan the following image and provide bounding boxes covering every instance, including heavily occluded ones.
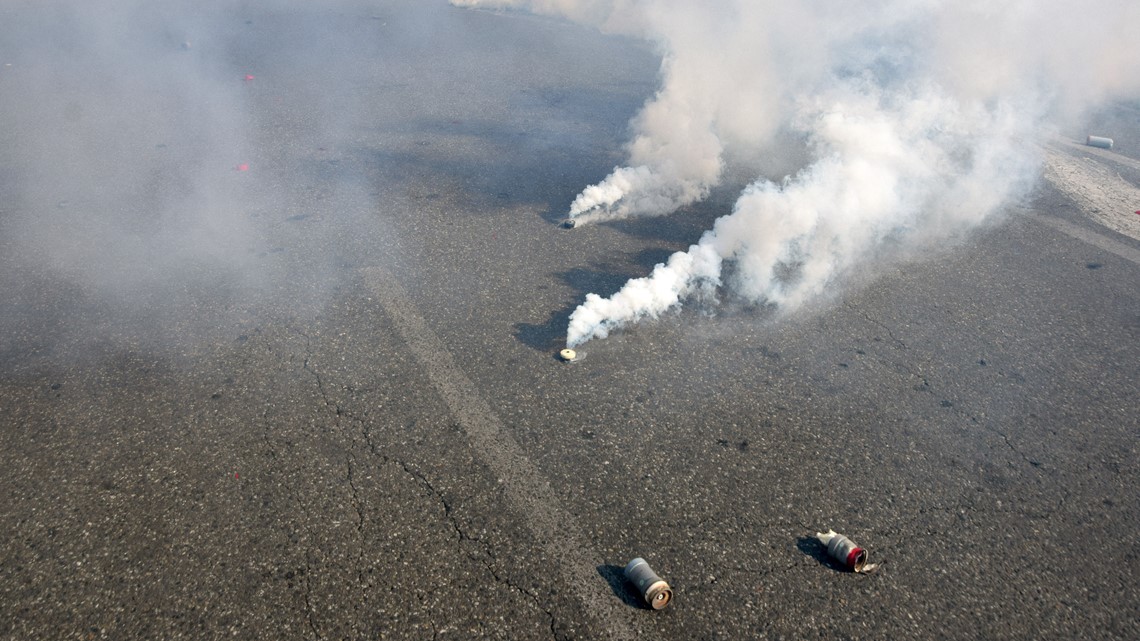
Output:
[816,529,873,572]
[1086,135,1114,149]
[623,557,672,609]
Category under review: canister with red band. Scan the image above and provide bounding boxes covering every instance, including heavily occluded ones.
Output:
[816,529,871,572]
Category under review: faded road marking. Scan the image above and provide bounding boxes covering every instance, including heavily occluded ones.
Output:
[1051,137,1140,173]
[360,267,637,640]
[1044,142,1140,241]
[1034,214,1140,266]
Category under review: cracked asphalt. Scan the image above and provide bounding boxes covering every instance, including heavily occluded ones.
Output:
[2,2,1139,640]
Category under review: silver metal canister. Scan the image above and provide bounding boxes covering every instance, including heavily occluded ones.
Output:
[1086,135,1114,149]
[816,530,870,572]
[624,557,672,609]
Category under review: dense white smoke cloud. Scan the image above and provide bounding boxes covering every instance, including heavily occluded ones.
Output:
[456,0,1140,347]
[0,0,261,297]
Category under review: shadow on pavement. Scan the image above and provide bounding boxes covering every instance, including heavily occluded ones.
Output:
[796,535,850,573]
[596,564,649,610]
[512,249,680,352]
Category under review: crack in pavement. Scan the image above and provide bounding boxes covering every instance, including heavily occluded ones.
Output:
[847,303,908,350]
[292,327,342,418]
[252,334,323,641]
[845,302,937,382]
[394,458,561,640]
[848,303,1050,476]
[289,325,372,637]
[983,422,1044,470]
[258,401,323,641]
[291,323,559,637]
[845,302,940,394]
[345,452,368,599]
[360,266,639,641]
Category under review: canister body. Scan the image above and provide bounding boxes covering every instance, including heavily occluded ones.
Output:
[824,532,867,572]
[1087,135,1114,149]
[624,557,672,609]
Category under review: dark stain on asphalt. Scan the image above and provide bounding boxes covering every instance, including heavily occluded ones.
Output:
[717,438,750,451]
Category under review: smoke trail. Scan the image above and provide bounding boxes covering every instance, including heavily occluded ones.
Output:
[454,0,890,225]
[455,0,1140,347]
[568,87,1040,346]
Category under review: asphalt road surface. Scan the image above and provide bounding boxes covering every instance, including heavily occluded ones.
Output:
[2,2,1138,640]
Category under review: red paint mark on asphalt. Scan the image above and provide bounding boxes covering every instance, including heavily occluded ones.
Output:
[236,163,249,172]
[243,74,255,81]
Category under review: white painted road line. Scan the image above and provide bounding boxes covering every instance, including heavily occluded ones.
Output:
[1034,214,1140,266]
[360,266,637,640]
[1051,138,1140,173]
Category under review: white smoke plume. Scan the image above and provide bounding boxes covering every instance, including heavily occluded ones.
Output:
[453,0,1140,347]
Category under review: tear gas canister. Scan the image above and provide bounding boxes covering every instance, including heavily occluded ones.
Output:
[816,530,869,572]
[624,557,672,609]
[1086,135,1114,149]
